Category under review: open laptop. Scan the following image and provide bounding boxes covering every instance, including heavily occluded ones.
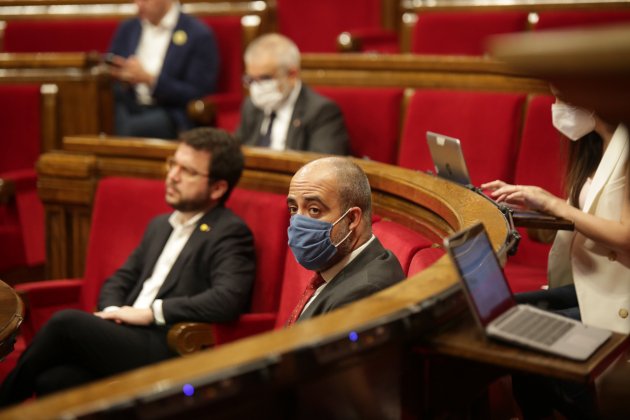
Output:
[426,131,472,186]
[444,222,612,361]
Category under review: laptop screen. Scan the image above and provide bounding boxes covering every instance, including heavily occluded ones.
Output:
[426,131,472,186]
[447,223,516,327]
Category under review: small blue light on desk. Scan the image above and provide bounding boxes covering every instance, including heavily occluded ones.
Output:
[183,384,195,397]
[348,331,359,342]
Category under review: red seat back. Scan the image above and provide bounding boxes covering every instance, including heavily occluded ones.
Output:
[509,95,565,269]
[398,89,526,186]
[315,86,404,164]
[226,188,289,313]
[277,0,382,52]
[0,85,41,174]
[372,220,433,275]
[3,19,119,53]
[276,248,314,328]
[411,12,529,55]
[0,84,43,270]
[534,10,630,31]
[200,16,244,96]
[81,177,170,310]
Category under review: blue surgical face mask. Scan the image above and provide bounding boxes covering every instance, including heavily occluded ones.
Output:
[287,208,353,271]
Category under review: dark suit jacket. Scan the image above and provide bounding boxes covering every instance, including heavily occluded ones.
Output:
[236,84,349,155]
[98,206,255,325]
[109,12,219,131]
[298,238,405,321]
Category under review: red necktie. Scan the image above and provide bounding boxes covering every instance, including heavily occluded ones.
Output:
[286,273,326,326]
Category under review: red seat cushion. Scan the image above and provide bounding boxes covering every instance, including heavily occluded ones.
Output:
[3,19,119,53]
[398,89,526,186]
[408,247,445,276]
[411,11,528,55]
[315,87,404,164]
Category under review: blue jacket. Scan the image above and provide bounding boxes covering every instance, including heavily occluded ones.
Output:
[109,12,219,131]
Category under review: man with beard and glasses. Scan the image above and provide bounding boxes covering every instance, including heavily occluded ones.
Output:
[284,157,405,325]
[0,128,255,407]
[236,34,349,155]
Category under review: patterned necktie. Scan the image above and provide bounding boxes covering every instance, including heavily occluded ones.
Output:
[258,111,276,147]
[286,273,326,326]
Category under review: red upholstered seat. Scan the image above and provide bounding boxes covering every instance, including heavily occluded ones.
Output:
[398,89,526,186]
[275,248,314,328]
[411,12,528,55]
[504,95,565,293]
[372,220,434,275]
[534,10,630,31]
[14,177,288,351]
[196,16,245,132]
[0,84,44,273]
[314,87,404,163]
[277,0,394,53]
[3,19,119,53]
[408,247,445,276]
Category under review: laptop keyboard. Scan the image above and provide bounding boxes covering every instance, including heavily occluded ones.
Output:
[495,308,575,346]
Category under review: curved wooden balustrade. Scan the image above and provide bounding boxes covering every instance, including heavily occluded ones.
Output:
[0,136,508,418]
[2,136,626,419]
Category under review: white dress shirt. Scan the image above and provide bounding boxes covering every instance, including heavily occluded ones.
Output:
[134,2,180,105]
[104,210,204,325]
[260,81,302,151]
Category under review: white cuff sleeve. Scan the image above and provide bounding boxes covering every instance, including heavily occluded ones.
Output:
[102,306,121,313]
[152,300,165,325]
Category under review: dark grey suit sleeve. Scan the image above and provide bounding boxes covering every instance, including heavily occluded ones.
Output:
[305,101,349,155]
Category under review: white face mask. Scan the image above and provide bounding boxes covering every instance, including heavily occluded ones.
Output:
[551,103,596,141]
[249,79,286,113]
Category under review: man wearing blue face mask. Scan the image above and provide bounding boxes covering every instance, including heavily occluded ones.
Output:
[285,157,405,325]
[235,34,349,155]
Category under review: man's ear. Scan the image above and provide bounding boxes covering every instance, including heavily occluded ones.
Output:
[209,180,229,202]
[347,207,362,230]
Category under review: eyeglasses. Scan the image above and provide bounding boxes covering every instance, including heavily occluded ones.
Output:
[242,73,276,88]
[165,157,209,179]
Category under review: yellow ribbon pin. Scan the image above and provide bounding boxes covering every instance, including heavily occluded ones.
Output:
[200,223,211,232]
[173,30,187,46]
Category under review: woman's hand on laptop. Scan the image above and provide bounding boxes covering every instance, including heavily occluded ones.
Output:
[481,180,564,215]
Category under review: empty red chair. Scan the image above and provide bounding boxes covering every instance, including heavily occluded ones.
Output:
[534,10,630,31]
[277,0,395,53]
[504,95,566,293]
[314,87,404,163]
[0,84,45,273]
[411,11,529,55]
[408,246,445,276]
[3,19,119,53]
[372,220,434,275]
[398,89,526,186]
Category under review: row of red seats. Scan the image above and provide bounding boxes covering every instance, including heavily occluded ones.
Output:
[0,177,439,381]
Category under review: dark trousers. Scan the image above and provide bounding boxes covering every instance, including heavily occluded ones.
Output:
[0,309,174,407]
[512,285,598,419]
[114,99,178,140]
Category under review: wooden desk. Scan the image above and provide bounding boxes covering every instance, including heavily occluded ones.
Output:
[0,280,24,360]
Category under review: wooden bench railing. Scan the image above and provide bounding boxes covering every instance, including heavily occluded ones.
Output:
[0,137,626,419]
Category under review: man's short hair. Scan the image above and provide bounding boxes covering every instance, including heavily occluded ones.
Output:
[244,33,301,72]
[180,128,244,204]
[332,158,372,224]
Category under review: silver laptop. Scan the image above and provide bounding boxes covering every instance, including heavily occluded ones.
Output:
[444,222,611,361]
[426,131,472,186]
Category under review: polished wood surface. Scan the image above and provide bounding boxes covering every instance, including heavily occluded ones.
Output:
[423,312,629,383]
[0,280,24,360]
[0,137,625,419]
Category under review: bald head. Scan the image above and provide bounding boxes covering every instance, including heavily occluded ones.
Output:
[293,157,372,224]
